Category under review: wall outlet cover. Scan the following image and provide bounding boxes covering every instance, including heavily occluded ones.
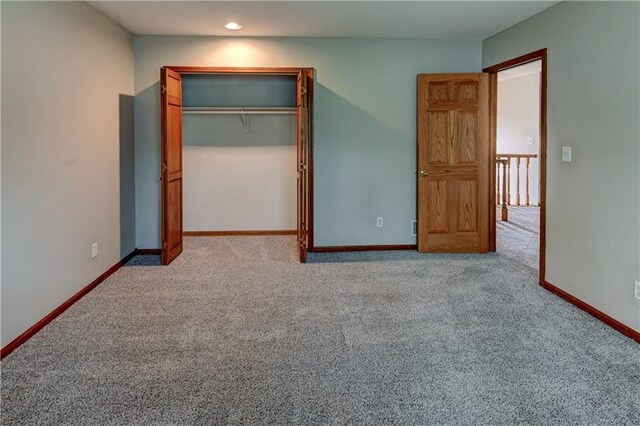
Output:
[411,220,417,236]
[634,280,640,301]
[91,242,98,259]
[561,146,572,162]
[376,217,383,228]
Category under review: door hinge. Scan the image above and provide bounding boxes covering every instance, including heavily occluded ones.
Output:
[300,163,307,171]
[301,87,307,96]
[161,85,166,94]
[162,163,167,173]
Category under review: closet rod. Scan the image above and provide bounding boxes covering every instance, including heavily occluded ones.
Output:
[182,107,296,115]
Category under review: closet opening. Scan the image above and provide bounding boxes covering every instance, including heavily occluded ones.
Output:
[160,67,314,265]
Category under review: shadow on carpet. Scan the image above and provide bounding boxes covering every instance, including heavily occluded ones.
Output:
[124,254,162,266]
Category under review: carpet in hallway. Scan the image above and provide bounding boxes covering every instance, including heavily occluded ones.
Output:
[497,206,540,270]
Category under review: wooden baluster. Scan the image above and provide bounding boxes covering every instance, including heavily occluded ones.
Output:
[506,158,511,206]
[501,160,508,221]
[496,160,501,205]
[525,157,530,206]
[497,154,538,208]
[516,157,521,206]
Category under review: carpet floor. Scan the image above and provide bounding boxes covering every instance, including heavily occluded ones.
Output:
[497,206,540,270]
[2,236,639,425]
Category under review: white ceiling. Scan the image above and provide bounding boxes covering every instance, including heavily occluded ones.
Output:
[88,1,559,40]
[498,60,542,81]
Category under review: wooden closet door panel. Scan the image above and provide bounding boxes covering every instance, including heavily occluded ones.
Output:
[161,68,183,265]
[296,70,310,263]
[417,74,489,253]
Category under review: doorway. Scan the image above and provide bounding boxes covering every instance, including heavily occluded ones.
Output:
[160,67,314,265]
[494,60,542,270]
[484,49,547,285]
[415,49,547,287]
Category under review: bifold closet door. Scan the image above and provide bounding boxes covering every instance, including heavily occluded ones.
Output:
[160,67,183,265]
[417,73,490,253]
[296,70,310,263]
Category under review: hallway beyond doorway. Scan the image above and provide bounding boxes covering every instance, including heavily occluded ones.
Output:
[497,206,539,270]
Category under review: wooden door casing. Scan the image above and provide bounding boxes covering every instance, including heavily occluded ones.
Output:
[417,73,490,253]
[159,66,314,264]
[161,67,184,265]
[296,70,310,263]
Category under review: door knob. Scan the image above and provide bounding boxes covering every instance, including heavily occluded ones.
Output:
[420,170,428,177]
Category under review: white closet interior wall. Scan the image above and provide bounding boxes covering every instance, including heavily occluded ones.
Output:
[182,75,297,232]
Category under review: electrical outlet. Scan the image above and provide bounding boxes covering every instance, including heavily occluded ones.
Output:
[411,220,417,236]
[634,280,640,301]
[91,242,98,259]
[376,217,383,228]
[527,136,535,145]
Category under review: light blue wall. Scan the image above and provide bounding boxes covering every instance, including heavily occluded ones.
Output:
[484,1,640,331]
[133,36,482,248]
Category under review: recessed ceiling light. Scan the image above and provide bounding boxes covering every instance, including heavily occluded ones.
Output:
[225,22,242,31]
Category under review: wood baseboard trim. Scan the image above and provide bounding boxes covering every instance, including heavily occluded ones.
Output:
[184,230,297,236]
[135,248,162,255]
[311,244,417,253]
[0,249,138,359]
[543,281,639,344]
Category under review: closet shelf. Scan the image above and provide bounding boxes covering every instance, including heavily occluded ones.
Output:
[182,107,297,115]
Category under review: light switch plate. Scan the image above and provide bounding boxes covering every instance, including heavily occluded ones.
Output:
[562,146,572,162]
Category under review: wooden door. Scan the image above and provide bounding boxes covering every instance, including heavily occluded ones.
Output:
[296,70,310,262]
[417,74,490,253]
[160,67,183,264]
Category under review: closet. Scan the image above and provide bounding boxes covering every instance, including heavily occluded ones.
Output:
[160,68,313,265]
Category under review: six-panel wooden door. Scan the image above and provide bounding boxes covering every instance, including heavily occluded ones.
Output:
[417,74,490,253]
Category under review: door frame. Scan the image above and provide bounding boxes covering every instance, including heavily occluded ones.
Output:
[483,49,547,285]
[161,66,316,254]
